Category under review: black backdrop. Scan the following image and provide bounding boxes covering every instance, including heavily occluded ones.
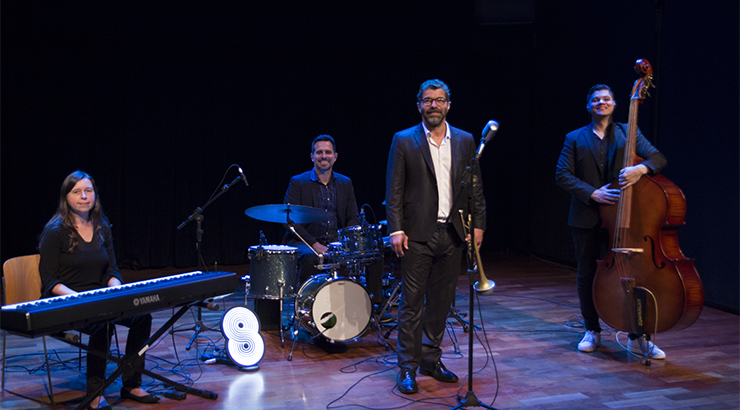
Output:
[2,1,738,312]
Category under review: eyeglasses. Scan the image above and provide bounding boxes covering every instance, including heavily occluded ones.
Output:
[419,97,448,107]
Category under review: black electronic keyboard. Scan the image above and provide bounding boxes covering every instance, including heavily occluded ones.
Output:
[1,270,239,337]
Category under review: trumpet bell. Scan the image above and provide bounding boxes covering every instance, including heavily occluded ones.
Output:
[474,279,495,295]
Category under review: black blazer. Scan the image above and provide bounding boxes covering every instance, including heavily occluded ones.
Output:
[385,123,486,242]
[282,170,359,245]
[555,122,667,229]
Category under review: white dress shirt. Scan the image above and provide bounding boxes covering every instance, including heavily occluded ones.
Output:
[422,121,453,222]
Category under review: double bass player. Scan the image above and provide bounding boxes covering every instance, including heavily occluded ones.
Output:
[556,84,667,359]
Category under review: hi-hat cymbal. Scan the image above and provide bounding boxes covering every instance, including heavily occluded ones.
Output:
[244,204,330,224]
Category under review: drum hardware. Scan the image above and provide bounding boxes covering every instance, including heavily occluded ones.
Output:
[243,204,336,350]
[245,203,329,266]
[244,204,392,358]
[337,224,384,261]
[244,203,331,224]
[380,279,402,339]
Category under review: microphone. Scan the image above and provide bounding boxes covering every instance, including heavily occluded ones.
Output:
[359,209,368,227]
[237,166,249,187]
[481,120,499,142]
[476,119,499,160]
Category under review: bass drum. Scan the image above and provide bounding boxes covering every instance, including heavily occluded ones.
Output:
[295,275,372,342]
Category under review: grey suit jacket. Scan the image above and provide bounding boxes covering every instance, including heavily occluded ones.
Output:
[555,122,667,229]
[385,123,486,242]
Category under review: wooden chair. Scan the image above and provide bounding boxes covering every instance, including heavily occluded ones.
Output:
[2,255,122,405]
[1,254,58,404]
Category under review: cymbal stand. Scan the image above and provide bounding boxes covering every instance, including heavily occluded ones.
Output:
[379,253,402,339]
[287,218,322,261]
[287,298,310,361]
[285,217,324,361]
[447,297,481,354]
[278,281,286,347]
[175,169,246,351]
[381,279,402,339]
[448,298,477,333]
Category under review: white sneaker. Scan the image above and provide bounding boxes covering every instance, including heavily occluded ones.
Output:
[578,330,601,352]
[628,336,666,360]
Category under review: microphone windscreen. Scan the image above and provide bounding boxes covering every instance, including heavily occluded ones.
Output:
[481,120,499,142]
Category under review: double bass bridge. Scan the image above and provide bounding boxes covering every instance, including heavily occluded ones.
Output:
[612,247,644,260]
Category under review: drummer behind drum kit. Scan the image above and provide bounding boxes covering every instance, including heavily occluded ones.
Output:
[243,204,393,360]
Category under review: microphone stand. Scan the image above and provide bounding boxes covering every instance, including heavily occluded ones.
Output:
[175,174,244,351]
[450,140,498,410]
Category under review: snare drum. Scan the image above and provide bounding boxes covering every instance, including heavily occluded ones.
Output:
[295,274,372,342]
[247,245,298,299]
[338,225,383,260]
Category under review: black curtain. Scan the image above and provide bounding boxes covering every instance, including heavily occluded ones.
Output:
[2,1,737,311]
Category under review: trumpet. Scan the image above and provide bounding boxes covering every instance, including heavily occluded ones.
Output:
[461,211,495,295]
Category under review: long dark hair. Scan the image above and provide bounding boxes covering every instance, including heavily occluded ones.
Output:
[39,170,108,252]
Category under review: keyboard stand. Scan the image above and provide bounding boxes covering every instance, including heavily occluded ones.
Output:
[53,301,219,410]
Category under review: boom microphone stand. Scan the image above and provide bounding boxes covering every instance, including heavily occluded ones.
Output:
[450,121,499,410]
[175,165,249,350]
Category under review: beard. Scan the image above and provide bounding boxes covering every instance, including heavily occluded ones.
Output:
[423,109,446,127]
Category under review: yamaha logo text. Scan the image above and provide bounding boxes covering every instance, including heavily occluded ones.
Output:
[133,294,161,307]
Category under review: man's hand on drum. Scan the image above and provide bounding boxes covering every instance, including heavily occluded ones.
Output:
[314,242,328,254]
[390,232,408,257]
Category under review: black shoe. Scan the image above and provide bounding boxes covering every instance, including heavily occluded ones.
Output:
[121,388,160,404]
[419,360,458,383]
[396,368,418,394]
[313,336,349,354]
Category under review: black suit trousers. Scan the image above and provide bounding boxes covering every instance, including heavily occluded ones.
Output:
[397,223,462,370]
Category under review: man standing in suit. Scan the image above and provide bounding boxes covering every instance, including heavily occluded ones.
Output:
[556,84,667,358]
[386,79,486,394]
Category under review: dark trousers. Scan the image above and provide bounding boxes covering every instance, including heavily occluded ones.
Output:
[571,225,607,332]
[571,226,642,339]
[397,224,462,371]
[85,313,152,396]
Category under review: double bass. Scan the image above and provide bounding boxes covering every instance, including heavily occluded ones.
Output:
[592,59,703,335]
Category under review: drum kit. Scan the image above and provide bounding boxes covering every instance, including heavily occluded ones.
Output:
[243,204,393,359]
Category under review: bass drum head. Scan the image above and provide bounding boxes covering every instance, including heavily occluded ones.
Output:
[296,275,372,342]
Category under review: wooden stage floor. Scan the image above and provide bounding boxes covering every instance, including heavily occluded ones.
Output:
[2,253,738,409]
